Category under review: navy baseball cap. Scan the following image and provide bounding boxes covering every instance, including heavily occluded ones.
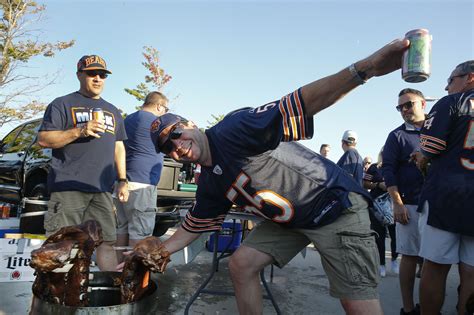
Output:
[150,113,187,154]
[77,55,112,74]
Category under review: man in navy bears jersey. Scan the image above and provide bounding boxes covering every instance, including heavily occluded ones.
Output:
[412,60,474,315]
[135,38,410,315]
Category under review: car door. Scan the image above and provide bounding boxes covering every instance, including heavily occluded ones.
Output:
[0,121,41,203]
[0,123,26,202]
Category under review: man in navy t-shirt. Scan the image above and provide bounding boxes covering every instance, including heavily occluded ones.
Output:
[128,37,412,314]
[412,60,474,315]
[115,92,168,258]
[337,130,364,186]
[382,88,426,315]
[38,55,128,271]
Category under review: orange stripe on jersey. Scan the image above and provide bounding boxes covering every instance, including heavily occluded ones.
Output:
[420,134,446,146]
[421,146,440,155]
[285,94,299,140]
[279,100,290,142]
[185,212,226,223]
[293,90,306,139]
[182,222,221,233]
[423,141,445,151]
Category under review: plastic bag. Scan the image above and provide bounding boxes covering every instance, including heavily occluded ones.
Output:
[371,192,394,226]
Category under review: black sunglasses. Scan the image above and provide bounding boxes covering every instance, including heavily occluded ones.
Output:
[396,101,416,112]
[447,74,466,86]
[161,128,183,154]
[82,70,108,79]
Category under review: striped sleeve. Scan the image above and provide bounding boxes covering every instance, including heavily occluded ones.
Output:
[181,210,227,233]
[420,134,447,155]
[279,88,314,142]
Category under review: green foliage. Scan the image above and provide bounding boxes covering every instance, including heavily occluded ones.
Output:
[124,46,172,107]
[0,0,74,127]
[206,114,225,128]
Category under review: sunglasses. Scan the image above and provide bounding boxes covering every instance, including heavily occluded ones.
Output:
[447,74,466,86]
[159,104,170,113]
[161,127,183,154]
[396,101,416,112]
[82,70,108,79]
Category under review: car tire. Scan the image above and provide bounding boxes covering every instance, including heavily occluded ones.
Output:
[28,183,49,200]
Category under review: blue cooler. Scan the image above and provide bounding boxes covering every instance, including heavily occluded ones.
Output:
[207,221,242,252]
[0,218,20,237]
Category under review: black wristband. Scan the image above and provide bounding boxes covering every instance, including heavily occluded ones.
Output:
[118,178,128,183]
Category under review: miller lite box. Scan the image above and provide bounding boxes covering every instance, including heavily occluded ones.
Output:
[0,238,43,282]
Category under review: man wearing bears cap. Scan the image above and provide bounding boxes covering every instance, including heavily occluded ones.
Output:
[38,54,128,271]
[130,37,412,314]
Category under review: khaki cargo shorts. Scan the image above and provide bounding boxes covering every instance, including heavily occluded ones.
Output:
[115,182,157,239]
[243,192,380,300]
[44,191,117,242]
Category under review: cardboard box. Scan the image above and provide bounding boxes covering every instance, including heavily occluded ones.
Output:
[0,238,44,282]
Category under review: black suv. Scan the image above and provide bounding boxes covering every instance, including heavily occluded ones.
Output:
[0,118,50,204]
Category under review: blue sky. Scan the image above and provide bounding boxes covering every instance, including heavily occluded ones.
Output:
[4,0,473,161]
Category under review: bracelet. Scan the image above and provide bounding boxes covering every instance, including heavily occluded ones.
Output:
[118,178,128,184]
[349,63,367,85]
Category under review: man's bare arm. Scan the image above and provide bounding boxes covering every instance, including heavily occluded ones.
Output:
[162,226,202,254]
[302,38,409,116]
[38,120,106,149]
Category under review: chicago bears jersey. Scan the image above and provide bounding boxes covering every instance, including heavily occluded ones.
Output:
[419,88,474,236]
[182,89,371,233]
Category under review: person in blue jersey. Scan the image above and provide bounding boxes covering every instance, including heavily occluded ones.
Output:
[363,147,398,278]
[38,55,129,271]
[337,130,364,185]
[114,92,168,260]
[412,60,474,315]
[130,38,410,315]
[382,88,426,315]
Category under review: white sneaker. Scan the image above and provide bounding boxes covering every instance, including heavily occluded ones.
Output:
[379,265,386,277]
[391,260,400,274]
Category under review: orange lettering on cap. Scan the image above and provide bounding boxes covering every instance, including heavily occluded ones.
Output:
[84,56,106,68]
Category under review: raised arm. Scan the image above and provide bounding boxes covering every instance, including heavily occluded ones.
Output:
[302,38,409,116]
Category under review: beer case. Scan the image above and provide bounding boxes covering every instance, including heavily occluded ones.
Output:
[0,237,44,282]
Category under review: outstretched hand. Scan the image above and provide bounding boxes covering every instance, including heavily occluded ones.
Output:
[133,238,171,273]
[361,38,410,78]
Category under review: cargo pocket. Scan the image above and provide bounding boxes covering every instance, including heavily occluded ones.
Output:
[337,231,379,285]
[44,200,62,234]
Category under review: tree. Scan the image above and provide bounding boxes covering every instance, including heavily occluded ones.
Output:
[206,114,224,129]
[0,0,74,127]
[124,46,172,103]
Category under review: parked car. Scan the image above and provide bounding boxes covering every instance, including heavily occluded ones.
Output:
[0,118,50,204]
[0,118,195,236]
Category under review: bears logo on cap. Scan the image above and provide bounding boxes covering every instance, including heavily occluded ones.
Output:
[77,55,112,74]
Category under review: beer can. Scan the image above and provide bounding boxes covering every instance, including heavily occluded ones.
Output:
[1,203,10,219]
[92,108,104,122]
[402,29,432,83]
